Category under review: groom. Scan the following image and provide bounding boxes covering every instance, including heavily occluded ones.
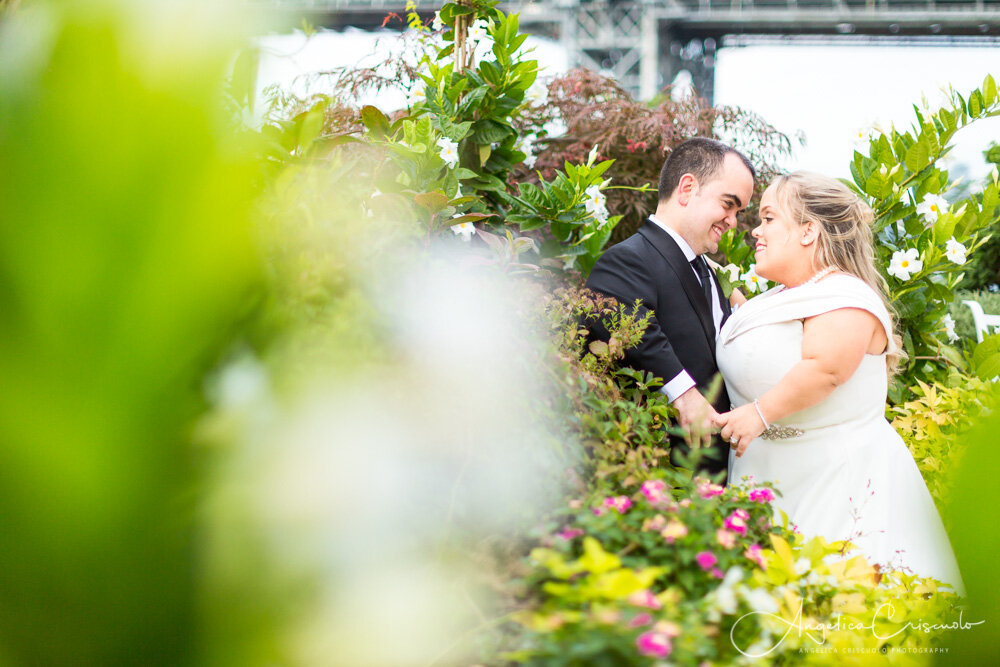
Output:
[585,138,755,480]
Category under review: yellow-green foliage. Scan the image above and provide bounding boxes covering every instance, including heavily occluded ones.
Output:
[512,530,962,665]
[888,376,997,513]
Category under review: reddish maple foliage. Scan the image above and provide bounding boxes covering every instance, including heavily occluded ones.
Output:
[513,68,796,246]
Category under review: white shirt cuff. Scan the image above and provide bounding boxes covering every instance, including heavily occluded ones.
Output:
[659,371,696,403]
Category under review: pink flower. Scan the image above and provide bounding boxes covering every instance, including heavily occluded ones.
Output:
[660,519,688,544]
[724,510,749,534]
[555,527,584,540]
[697,482,725,499]
[732,508,750,521]
[627,590,662,610]
[603,495,633,514]
[716,528,736,549]
[745,544,767,570]
[695,551,718,571]
[640,479,669,506]
[749,488,775,503]
[679,498,692,508]
[636,631,672,659]
[652,620,681,638]
[711,567,724,579]
[628,612,653,628]
[642,514,667,532]
[592,507,605,517]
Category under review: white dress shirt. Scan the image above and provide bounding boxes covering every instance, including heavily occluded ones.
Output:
[647,215,724,402]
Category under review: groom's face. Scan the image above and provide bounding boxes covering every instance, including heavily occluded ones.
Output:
[682,154,755,255]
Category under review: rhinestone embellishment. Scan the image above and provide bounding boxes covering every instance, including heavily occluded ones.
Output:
[759,424,805,440]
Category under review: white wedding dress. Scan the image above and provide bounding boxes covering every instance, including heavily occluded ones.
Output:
[717,274,963,592]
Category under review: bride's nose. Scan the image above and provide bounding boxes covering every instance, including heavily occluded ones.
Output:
[751,224,762,238]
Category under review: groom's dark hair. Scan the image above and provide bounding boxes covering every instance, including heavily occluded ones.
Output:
[658,138,755,202]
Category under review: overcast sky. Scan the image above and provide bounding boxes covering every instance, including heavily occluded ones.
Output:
[714,44,1000,182]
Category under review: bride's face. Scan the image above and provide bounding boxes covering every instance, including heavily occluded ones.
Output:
[751,187,806,281]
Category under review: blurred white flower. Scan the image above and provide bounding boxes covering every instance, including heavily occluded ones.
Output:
[515,133,537,168]
[583,184,609,226]
[793,557,811,575]
[742,587,779,614]
[916,193,949,225]
[407,85,426,108]
[587,144,599,165]
[467,18,490,41]
[945,237,967,265]
[741,264,767,293]
[943,313,959,342]
[721,263,740,283]
[431,11,443,31]
[888,248,922,281]
[436,136,459,168]
[450,221,476,241]
[525,81,548,106]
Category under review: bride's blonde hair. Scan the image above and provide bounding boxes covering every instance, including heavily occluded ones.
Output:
[768,171,904,374]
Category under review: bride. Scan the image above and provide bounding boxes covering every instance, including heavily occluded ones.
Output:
[714,172,963,591]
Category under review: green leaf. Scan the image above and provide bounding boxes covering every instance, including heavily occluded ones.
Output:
[970,90,985,117]
[360,105,390,138]
[414,191,448,212]
[972,334,1000,380]
[905,141,929,173]
[985,74,998,106]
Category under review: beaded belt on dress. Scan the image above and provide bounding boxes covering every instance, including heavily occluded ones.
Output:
[731,405,805,440]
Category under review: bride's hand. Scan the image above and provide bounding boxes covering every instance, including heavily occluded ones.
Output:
[714,404,766,457]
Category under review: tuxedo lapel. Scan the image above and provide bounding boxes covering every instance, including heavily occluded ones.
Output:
[637,221,715,346]
[713,270,733,326]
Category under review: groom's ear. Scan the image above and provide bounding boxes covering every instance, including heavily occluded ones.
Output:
[675,173,698,205]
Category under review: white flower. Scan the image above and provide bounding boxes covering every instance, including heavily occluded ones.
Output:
[407,85,426,108]
[467,19,490,42]
[887,248,923,281]
[945,237,967,265]
[436,137,459,168]
[525,81,548,106]
[714,585,738,615]
[722,263,740,283]
[431,11,443,31]
[450,221,476,241]
[742,587,779,614]
[515,133,537,168]
[879,164,888,176]
[794,557,811,575]
[992,166,999,183]
[587,144,600,166]
[943,314,959,343]
[583,184,609,227]
[741,264,767,293]
[916,193,949,225]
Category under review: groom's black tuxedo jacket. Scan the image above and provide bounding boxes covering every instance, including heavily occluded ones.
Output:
[585,219,732,478]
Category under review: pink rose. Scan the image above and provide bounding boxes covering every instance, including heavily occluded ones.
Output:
[695,551,718,571]
[745,544,767,570]
[697,482,725,499]
[652,620,681,638]
[627,589,663,610]
[724,511,749,534]
[555,527,584,540]
[603,495,633,514]
[640,479,669,506]
[628,612,653,628]
[711,567,724,579]
[642,514,667,532]
[716,528,736,549]
[660,519,688,544]
[749,488,775,503]
[636,631,672,659]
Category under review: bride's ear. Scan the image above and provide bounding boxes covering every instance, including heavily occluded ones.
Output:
[801,221,820,246]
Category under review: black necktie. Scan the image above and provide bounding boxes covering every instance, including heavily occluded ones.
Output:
[691,256,714,312]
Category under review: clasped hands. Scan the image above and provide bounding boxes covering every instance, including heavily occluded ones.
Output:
[674,388,766,458]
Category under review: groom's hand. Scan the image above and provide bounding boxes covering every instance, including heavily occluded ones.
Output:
[674,387,719,450]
